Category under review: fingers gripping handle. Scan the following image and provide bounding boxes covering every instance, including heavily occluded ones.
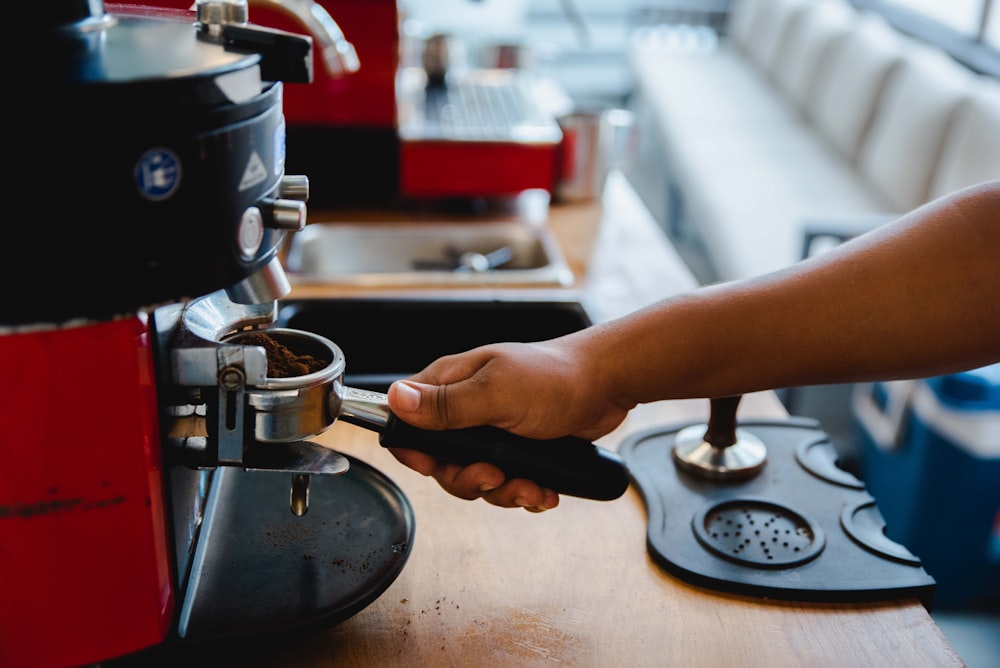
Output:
[379,417,631,501]
[335,386,630,500]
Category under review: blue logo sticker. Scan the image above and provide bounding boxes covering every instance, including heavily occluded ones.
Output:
[135,148,181,201]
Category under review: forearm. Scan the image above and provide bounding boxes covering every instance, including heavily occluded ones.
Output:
[584,181,1000,404]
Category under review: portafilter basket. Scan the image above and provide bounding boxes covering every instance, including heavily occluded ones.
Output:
[227,328,345,444]
[229,327,631,501]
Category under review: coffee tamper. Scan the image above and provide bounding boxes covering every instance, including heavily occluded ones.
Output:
[672,395,767,480]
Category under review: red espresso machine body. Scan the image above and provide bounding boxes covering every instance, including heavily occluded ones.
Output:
[1,318,171,667]
[0,3,414,666]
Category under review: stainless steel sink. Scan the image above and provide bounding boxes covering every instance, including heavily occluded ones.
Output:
[283,219,574,287]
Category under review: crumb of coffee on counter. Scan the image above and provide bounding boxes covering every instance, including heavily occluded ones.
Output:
[239,332,327,378]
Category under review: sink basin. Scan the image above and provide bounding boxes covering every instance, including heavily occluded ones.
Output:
[276,296,591,389]
[283,219,574,287]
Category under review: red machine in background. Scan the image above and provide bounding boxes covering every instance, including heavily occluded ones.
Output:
[272,0,405,204]
[143,0,564,205]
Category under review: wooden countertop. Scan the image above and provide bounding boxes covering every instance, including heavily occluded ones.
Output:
[257,172,960,667]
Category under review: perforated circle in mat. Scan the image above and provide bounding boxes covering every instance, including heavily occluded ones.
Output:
[692,498,825,568]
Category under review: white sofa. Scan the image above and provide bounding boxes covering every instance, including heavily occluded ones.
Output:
[629,0,1000,283]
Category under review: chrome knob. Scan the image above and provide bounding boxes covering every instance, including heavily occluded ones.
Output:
[196,0,249,31]
[264,198,307,231]
[280,174,310,201]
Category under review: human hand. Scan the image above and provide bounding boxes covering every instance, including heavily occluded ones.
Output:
[385,337,631,511]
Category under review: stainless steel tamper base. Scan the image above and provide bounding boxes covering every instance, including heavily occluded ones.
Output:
[672,396,767,481]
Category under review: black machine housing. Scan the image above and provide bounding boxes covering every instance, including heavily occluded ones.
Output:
[3,2,310,325]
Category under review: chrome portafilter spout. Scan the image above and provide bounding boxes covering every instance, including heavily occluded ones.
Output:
[672,395,767,481]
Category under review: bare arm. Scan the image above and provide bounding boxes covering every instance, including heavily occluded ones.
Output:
[598,179,1000,404]
[387,180,1000,509]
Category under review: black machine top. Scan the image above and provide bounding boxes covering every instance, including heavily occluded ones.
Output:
[3,1,313,326]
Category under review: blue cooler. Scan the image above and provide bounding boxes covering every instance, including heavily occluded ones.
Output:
[853,366,1000,609]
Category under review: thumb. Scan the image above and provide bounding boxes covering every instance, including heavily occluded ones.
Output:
[387,379,449,429]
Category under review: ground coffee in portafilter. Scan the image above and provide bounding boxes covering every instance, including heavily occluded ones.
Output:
[238,332,328,378]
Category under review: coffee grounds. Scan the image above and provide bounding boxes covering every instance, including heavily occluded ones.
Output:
[239,332,328,378]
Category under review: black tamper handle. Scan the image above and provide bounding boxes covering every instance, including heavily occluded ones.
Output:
[703,395,742,448]
[379,416,631,501]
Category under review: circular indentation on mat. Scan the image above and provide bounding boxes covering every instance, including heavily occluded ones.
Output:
[795,436,865,489]
[840,499,922,565]
[692,497,825,568]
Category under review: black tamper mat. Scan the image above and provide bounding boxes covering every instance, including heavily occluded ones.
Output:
[619,402,936,608]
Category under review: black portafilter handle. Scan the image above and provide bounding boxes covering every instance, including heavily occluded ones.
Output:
[335,385,630,501]
[379,416,631,501]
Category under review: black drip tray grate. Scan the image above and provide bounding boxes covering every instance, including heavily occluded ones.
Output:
[620,417,936,608]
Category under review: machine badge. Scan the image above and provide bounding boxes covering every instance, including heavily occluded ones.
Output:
[135,148,182,201]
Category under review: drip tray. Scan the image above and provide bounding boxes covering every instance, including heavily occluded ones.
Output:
[176,456,413,655]
[619,417,936,608]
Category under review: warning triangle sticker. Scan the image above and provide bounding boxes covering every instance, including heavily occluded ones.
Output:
[238,151,269,192]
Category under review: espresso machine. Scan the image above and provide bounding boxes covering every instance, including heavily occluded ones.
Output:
[0,2,417,665]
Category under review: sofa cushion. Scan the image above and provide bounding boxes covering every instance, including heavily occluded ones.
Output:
[744,0,812,72]
[629,29,799,130]
[728,0,771,57]
[666,124,893,281]
[930,76,1000,198]
[858,44,975,211]
[807,13,906,160]
[772,0,859,109]
[629,0,818,132]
